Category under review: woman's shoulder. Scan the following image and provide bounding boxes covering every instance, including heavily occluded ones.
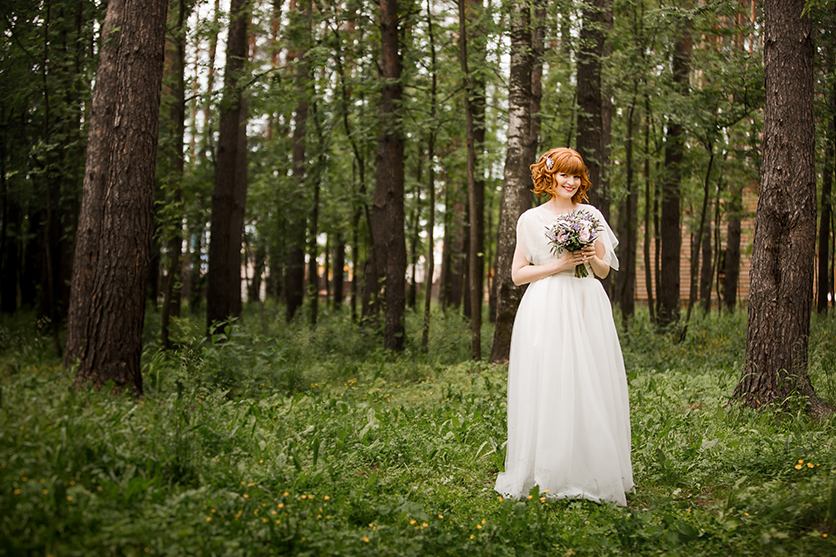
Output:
[577,203,600,214]
[517,206,542,224]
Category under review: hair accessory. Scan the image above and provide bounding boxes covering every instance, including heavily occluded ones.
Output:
[544,155,554,171]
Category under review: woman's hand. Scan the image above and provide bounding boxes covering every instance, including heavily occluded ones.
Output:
[578,241,610,278]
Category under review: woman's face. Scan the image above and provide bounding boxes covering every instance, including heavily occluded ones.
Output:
[552,171,582,201]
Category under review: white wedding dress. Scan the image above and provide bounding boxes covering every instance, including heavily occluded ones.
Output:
[494,203,634,507]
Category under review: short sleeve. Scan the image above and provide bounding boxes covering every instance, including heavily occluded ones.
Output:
[516,212,532,263]
[596,210,620,271]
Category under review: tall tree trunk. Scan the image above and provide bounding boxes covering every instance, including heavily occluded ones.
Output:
[680,148,714,339]
[700,210,713,312]
[422,0,438,351]
[161,0,189,349]
[333,232,345,309]
[0,127,20,314]
[206,0,249,332]
[643,95,655,324]
[458,0,482,358]
[529,0,546,162]
[489,0,531,364]
[617,92,638,325]
[733,0,830,415]
[188,231,203,312]
[285,0,311,322]
[64,0,169,394]
[309,106,323,327]
[724,180,742,311]
[576,0,608,220]
[658,22,691,329]
[373,0,407,350]
[818,42,835,313]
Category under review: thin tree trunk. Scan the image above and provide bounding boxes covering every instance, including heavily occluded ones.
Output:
[818,42,834,313]
[617,91,638,326]
[658,21,691,329]
[724,181,742,311]
[699,208,713,312]
[643,95,655,324]
[285,0,311,322]
[459,0,483,359]
[333,232,345,309]
[64,0,169,394]
[422,0,438,351]
[162,0,189,349]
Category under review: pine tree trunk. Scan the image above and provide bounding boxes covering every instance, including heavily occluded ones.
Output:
[285,0,310,323]
[700,216,713,312]
[643,95,655,324]
[489,0,531,364]
[658,25,691,329]
[373,0,407,350]
[576,0,608,219]
[0,141,20,314]
[206,0,248,332]
[422,0,438,351]
[723,181,742,311]
[818,43,834,313]
[617,95,638,324]
[161,0,188,349]
[333,232,345,309]
[64,0,168,394]
[733,0,830,415]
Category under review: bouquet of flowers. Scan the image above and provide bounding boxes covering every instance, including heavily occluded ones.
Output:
[545,209,603,278]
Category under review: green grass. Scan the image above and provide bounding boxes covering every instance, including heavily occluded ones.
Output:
[1,304,835,555]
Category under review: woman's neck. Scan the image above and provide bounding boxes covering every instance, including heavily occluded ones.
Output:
[545,197,578,215]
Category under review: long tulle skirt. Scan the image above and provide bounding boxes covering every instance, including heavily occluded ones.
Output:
[494,272,634,506]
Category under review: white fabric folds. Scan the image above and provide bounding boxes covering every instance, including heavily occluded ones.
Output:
[495,204,634,507]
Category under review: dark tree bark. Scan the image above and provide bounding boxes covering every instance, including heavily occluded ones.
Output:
[700,211,713,312]
[529,0,546,163]
[819,43,835,313]
[309,106,324,327]
[161,0,189,349]
[21,212,41,308]
[422,0,438,351]
[643,95,655,324]
[373,0,407,350]
[576,0,609,220]
[616,92,638,325]
[489,0,531,364]
[458,0,485,360]
[658,24,692,329]
[285,0,311,323]
[206,0,249,332]
[680,148,714,339]
[723,181,743,311]
[333,232,345,309]
[733,0,831,415]
[0,134,20,314]
[250,241,265,303]
[63,0,169,394]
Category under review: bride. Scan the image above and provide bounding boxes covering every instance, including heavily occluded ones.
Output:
[494,147,634,506]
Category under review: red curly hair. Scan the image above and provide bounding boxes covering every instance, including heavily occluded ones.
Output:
[530,147,592,203]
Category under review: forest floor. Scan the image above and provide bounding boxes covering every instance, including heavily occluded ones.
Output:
[1,304,836,556]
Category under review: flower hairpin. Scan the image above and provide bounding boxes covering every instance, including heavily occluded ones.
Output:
[543,155,554,171]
